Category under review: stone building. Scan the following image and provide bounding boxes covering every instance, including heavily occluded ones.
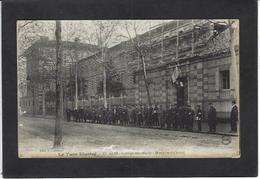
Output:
[20,37,98,115]
[78,20,239,120]
[20,20,239,120]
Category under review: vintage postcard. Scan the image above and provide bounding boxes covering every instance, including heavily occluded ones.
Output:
[17,19,240,158]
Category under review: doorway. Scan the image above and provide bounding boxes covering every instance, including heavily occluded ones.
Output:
[176,77,188,107]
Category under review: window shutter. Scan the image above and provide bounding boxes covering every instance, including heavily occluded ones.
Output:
[215,68,219,90]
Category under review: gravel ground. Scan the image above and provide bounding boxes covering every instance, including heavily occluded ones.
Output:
[18,116,240,158]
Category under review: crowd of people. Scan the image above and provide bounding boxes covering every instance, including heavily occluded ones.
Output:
[66,101,238,133]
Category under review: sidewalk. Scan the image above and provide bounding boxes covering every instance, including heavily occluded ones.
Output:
[20,115,238,136]
[189,121,238,136]
[129,122,238,136]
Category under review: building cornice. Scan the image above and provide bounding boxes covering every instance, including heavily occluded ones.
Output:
[133,48,231,75]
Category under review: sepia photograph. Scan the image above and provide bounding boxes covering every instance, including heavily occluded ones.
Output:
[17,19,240,158]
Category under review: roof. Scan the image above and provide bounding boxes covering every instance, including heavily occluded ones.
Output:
[24,39,99,57]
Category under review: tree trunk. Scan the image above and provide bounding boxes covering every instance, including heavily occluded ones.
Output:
[176,20,179,59]
[32,85,35,116]
[42,87,46,116]
[75,50,78,110]
[102,47,108,108]
[229,20,239,104]
[141,55,152,106]
[54,20,63,148]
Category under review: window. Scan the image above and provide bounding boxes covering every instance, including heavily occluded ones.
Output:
[220,70,230,89]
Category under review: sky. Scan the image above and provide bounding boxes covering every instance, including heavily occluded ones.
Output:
[17,20,173,49]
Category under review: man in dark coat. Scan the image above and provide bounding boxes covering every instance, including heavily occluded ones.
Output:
[179,106,186,130]
[93,107,98,123]
[74,109,79,122]
[115,105,120,125]
[79,108,84,122]
[166,104,172,129]
[66,109,71,122]
[113,106,119,125]
[187,105,195,131]
[83,108,87,123]
[175,106,181,129]
[119,106,123,125]
[158,105,164,128]
[121,106,128,126]
[137,105,143,127]
[106,108,113,125]
[102,107,106,124]
[97,107,103,124]
[153,104,159,127]
[131,105,138,126]
[143,105,149,127]
[230,100,238,133]
[88,107,93,123]
[208,103,217,132]
[71,109,75,122]
[196,105,203,131]
[172,104,178,129]
[104,108,109,124]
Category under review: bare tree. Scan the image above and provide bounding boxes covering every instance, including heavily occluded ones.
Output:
[17,21,42,114]
[90,20,120,108]
[228,20,239,106]
[53,20,63,148]
[123,21,152,106]
[17,21,55,115]
[61,21,99,109]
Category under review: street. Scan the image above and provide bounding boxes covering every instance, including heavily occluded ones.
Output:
[18,116,239,158]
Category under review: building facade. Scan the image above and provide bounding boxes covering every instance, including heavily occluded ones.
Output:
[20,37,98,115]
[20,20,239,120]
[78,20,239,120]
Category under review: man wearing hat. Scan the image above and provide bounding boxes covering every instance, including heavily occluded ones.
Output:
[196,105,202,131]
[230,100,238,133]
[208,102,217,132]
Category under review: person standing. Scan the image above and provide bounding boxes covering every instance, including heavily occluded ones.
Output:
[172,104,178,129]
[118,106,123,125]
[137,105,143,127]
[66,109,71,122]
[111,106,116,125]
[108,108,113,125]
[147,105,153,127]
[131,105,138,127]
[89,107,94,123]
[115,105,120,125]
[97,107,103,124]
[196,105,202,132]
[158,105,164,128]
[74,109,79,122]
[83,108,87,123]
[187,105,195,131]
[208,103,217,132]
[176,106,181,129]
[169,105,175,129]
[180,106,186,130]
[152,104,159,127]
[122,106,128,126]
[94,107,98,123]
[143,105,149,127]
[166,105,172,129]
[230,100,238,133]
